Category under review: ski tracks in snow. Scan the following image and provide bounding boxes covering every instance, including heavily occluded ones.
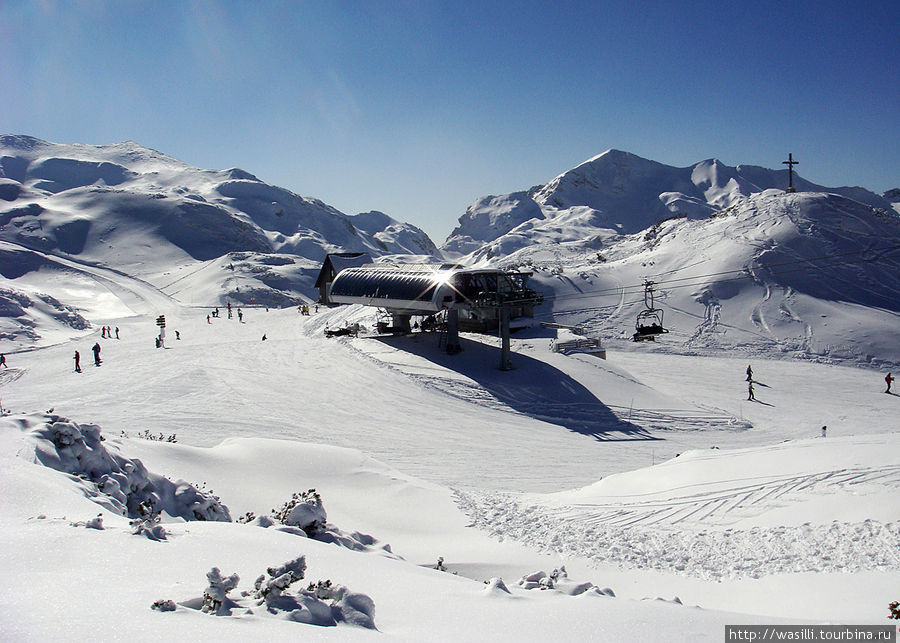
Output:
[456,464,900,580]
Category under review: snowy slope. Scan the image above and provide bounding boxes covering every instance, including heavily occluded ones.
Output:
[464,190,900,369]
[0,300,897,638]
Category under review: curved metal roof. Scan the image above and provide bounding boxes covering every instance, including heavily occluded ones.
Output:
[329,267,443,305]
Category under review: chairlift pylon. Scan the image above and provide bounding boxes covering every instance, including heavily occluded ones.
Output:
[633,280,668,342]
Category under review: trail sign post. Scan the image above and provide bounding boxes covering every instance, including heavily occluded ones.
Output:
[156,315,166,346]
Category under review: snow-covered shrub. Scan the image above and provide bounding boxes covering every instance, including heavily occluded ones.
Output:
[235,511,256,524]
[272,489,326,536]
[151,599,176,612]
[175,557,376,629]
[27,413,231,522]
[247,556,307,607]
[517,567,613,597]
[130,509,168,541]
[70,513,104,530]
[482,578,511,595]
[202,568,240,615]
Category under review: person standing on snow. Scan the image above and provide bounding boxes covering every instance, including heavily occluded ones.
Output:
[92,343,101,366]
[821,425,827,437]
[74,350,81,372]
[886,373,895,394]
[747,380,756,401]
[0,353,6,368]
[115,327,119,339]
[746,364,753,381]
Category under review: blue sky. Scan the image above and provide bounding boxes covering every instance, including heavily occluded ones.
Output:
[2,0,897,242]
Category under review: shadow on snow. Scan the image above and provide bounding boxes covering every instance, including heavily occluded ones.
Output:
[371,333,657,442]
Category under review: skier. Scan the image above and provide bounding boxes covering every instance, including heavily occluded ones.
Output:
[821,425,827,438]
[746,364,753,381]
[207,314,211,324]
[886,373,895,394]
[0,353,6,368]
[74,350,81,372]
[92,343,101,366]
[238,309,243,322]
[747,380,756,401]
[175,330,181,340]
[101,327,106,338]
[115,327,119,339]
[262,334,267,341]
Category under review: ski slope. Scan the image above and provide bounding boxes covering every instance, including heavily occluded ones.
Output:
[1,282,897,638]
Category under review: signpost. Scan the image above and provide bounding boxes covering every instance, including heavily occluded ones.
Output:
[156,315,166,348]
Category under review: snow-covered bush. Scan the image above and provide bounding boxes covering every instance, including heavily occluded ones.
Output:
[202,568,240,615]
[70,513,104,530]
[247,556,307,607]
[517,567,614,597]
[272,489,326,536]
[26,413,231,522]
[174,557,376,629]
[150,599,176,612]
[251,490,395,555]
[129,505,168,541]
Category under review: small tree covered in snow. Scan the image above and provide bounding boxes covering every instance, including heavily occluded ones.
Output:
[247,556,307,607]
[272,489,326,536]
[202,568,240,615]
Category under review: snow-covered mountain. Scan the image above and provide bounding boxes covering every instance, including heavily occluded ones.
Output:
[443,150,895,256]
[440,151,900,369]
[0,135,439,309]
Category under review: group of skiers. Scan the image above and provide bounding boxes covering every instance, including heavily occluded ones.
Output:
[73,342,102,372]
[298,304,316,316]
[207,303,244,324]
[100,326,119,339]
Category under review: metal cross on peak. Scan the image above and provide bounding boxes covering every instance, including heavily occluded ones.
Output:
[782,153,799,193]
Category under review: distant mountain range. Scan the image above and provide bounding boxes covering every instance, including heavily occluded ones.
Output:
[442,149,897,258]
[2,136,898,368]
[0,135,438,267]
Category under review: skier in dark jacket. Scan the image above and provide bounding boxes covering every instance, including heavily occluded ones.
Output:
[746,364,752,381]
[74,350,81,372]
[0,353,6,368]
[887,373,895,394]
[92,343,101,366]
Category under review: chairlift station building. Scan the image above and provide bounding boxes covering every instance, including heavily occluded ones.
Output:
[318,258,543,369]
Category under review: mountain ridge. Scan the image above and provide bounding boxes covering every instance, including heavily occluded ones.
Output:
[443,149,894,257]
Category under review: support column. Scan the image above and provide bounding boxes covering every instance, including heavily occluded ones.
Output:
[499,306,512,370]
[392,314,411,334]
[446,309,461,354]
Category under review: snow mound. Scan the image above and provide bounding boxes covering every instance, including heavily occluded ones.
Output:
[14,413,231,522]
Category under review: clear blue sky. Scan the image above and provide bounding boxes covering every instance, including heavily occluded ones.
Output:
[2,0,897,243]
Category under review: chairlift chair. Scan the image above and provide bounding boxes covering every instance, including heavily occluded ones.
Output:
[633,280,669,342]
